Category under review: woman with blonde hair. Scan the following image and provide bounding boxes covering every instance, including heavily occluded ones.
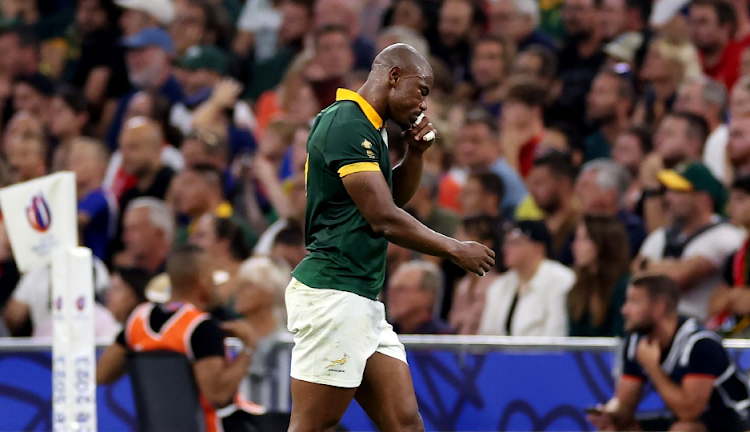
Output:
[234,256,290,337]
[568,215,631,337]
[632,37,702,130]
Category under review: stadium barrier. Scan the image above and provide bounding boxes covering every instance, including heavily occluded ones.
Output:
[3,335,750,431]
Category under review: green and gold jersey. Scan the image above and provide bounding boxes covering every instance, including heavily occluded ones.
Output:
[291,89,392,300]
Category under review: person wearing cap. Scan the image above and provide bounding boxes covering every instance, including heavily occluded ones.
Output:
[115,0,175,36]
[707,174,750,337]
[478,220,575,336]
[634,162,744,321]
[106,27,184,149]
[584,67,635,162]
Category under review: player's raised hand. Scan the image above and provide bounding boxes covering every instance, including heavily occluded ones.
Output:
[402,113,437,153]
[450,241,495,277]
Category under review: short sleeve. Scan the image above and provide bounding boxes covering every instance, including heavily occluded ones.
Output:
[189,319,226,361]
[621,334,647,381]
[638,229,666,260]
[684,338,728,379]
[320,119,382,178]
[684,225,745,268]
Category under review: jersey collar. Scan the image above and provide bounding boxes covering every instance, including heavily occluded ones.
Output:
[336,88,383,130]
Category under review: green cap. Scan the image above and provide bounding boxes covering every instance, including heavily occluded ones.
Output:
[176,45,228,75]
[657,162,727,214]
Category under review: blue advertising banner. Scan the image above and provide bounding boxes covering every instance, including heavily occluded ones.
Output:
[1,347,746,431]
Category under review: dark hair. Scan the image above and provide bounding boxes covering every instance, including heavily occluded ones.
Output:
[74,0,121,25]
[187,163,223,191]
[547,122,585,155]
[692,0,737,36]
[274,221,305,247]
[463,107,499,135]
[166,244,206,293]
[473,35,516,77]
[533,149,578,182]
[598,68,635,102]
[568,216,630,327]
[626,0,651,23]
[186,0,234,48]
[214,217,251,261]
[137,90,184,146]
[622,125,653,154]
[461,214,503,264]
[505,77,549,108]
[114,266,152,304]
[731,173,750,195]
[630,274,680,314]
[468,171,504,202]
[314,24,350,47]
[520,44,558,79]
[668,111,710,144]
[0,24,38,49]
[55,85,89,114]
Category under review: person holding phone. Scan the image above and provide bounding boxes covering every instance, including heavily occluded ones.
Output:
[588,275,750,432]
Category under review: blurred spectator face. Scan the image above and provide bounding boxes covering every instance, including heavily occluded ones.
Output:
[728,117,750,167]
[598,0,626,41]
[621,285,657,333]
[487,0,517,39]
[386,266,433,324]
[575,168,616,214]
[190,214,220,256]
[392,0,424,33]
[234,277,274,316]
[561,0,598,38]
[654,116,690,166]
[314,0,357,35]
[76,0,109,34]
[126,47,168,88]
[171,2,207,55]
[68,141,106,191]
[731,83,750,118]
[664,190,697,223]
[315,30,354,78]
[184,68,220,95]
[502,100,535,129]
[278,1,313,46]
[612,132,646,174]
[122,206,161,262]
[512,51,543,79]
[0,30,19,77]
[124,91,153,120]
[673,80,704,116]
[742,46,750,77]
[729,187,750,227]
[456,122,497,170]
[107,273,141,323]
[13,83,46,116]
[49,96,86,139]
[181,137,208,168]
[5,137,45,182]
[259,128,289,160]
[284,81,320,124]
[458,176,485,215]
[528,165,563,213]
[174,170,210,217]
[438,0,473,48]
[502,230,536,269]
[639,43,671,82]
[120,9,156,36]
[689,4,726,52]
[471,40,506,91]
[119,122,161,177]
[586,73,620,123]
[572,222,597,268]
[4,111,42,145]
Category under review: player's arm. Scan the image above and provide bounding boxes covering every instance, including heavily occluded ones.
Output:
[343,171,494,275]
[391,114,437,207]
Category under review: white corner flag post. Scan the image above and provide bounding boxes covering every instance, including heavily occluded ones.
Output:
[0,172,97,432]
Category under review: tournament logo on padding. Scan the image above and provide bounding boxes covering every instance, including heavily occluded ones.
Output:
[26,194,52,233]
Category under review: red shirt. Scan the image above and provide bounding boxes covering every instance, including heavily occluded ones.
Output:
[701,40,743,91]
[519,133,544,178]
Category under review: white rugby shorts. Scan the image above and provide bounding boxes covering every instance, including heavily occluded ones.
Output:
[285,277,407,388]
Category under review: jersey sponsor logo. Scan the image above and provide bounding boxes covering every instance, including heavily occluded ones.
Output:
[325,353,348,372]
[26,194,52,232]
[362,140,376,159]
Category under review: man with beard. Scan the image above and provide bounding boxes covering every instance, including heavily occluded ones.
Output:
[588,275,750,432]
[689,0,742,91]
[634,162,743,321]
[584,68,635,162]
[470,36,514,118]
[728,115,750,176]
[433,0,482,92]
[556,0,606,132]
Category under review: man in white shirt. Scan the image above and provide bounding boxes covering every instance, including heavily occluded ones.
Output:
[479,220,575,336]
[634,162,744,321]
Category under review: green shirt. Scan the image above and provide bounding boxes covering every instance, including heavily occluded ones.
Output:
[568,273,629,337]
[292,88,391,300]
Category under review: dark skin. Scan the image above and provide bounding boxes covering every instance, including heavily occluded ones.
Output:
[288,44,495,432]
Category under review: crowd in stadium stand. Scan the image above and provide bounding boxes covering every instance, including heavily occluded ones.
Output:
[1,0,750,345]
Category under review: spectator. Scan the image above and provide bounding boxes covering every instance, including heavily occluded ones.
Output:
[478,220,575,336]
[459,171,505,220]
[387,260,454,335]
[433,0,479,91]
[576,159,647,257]
[500,77,548,178]
[116,197,174,273]
[728,115,750,178]
[116,0,175,36]
[674,76,730,183]
[584,68,635,162]
[440,108,527,215]
[107,27,184,149]
[568,215,630,337]
[510,44,558,89]
[170,0,232,56]
[13,72,54,126]
[469,35,514,118]
[450,214,503,335]
[0,25,39,83]
[234,255,289,338]
[375,25,430,59]
[380,0,431,39]
[313,0,375,72]
[689,0,742,90]
[49,86,90,172]
[69,137,118,262]
[597,0,628,42]
[304,24,355,107]
[634,162,744,321]
[588,275,750,432]
[4,130,46,183]
[730,75,750,118]
[524,150,580,266]
[252,173,306,257]
[405,171,459,237]
[105,266,151,324]
[269,221,306,269]
[233,0,282,61]
[190,214,251,310]
[97,245,289,431]
[487,0,557,53]
[557,0,606,132]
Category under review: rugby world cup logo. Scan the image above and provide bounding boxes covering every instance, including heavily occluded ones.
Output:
[26,194,52,232]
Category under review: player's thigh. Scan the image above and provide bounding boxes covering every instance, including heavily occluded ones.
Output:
[354,352,423,432]
[288,378,356,432]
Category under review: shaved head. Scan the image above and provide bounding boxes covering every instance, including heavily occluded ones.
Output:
[119,116,164,178]
[372,43,432,77]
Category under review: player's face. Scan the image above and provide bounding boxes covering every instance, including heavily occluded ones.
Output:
[388,66,434,129]
[621,285,657,334]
